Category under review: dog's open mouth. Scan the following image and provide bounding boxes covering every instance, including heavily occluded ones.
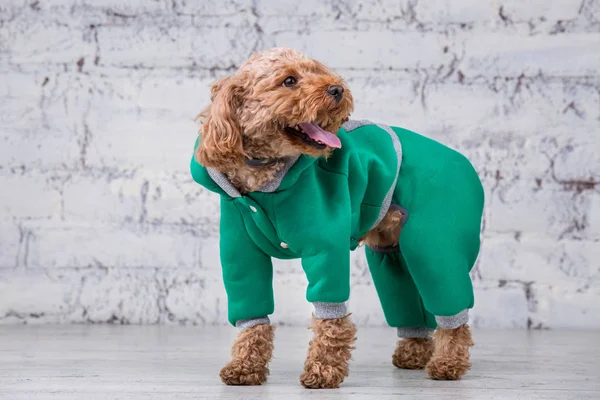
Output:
[284,122,342,149]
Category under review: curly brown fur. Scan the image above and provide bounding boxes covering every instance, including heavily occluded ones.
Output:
[392,338,434,370]
[226,159,288,193]
[426,324,474,380]
[220,324,275,386]
[300,316,357,389]
[195,47,354,194]
[362,207,403,248]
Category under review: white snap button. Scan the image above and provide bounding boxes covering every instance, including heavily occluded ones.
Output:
[280,242,289,249]
[249,206,257,213]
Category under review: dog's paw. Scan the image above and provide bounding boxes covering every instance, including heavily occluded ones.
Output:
[426,325,473,380]
[220,359,268,386]
[392,338,434,370]
[300,361,346,389]
[426,354,471,380]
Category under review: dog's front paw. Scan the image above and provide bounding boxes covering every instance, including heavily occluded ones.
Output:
[426,354,471,380]
[220,359,268,386]
[220,323,274,386]
[299,316,356,389]
[300,362,346,389]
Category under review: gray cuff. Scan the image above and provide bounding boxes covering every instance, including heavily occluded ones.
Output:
[313,302,348,320]
[397,327,433,339]
[435,309,469,329]
[235,316,270,330]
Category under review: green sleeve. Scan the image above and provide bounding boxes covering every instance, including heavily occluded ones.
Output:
[301,249,351,304]
[219,199,274,326]
[299,220,351,304]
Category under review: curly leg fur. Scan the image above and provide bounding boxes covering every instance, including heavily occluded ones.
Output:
[220,324,275,385]
[362,208,403,248]
[300,316,357,389]
[392,338,434,370]
[426,324,474,380]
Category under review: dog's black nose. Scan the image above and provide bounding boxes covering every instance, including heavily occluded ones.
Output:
[326,85,344,103]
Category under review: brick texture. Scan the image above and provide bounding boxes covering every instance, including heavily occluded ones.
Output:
[1,0,599,328]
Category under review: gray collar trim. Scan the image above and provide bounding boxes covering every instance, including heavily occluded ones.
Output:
[259,155,300,192]
[207,167,241,198]
[342,119,374,131]
[207,155,301,198]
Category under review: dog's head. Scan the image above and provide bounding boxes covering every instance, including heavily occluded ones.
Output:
[196,47,354,170]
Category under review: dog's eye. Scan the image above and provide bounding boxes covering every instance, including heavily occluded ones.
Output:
[282,76,297,88]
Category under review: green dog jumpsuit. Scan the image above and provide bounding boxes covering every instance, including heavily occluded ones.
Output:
[190,120,484,336]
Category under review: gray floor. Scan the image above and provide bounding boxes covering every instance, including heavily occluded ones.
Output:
[0,325,598,399]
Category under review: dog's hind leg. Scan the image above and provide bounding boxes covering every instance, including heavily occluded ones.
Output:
[393,328,435,370]
[426,325,474,380]
[426,313,474,380]
[363,206,442,371]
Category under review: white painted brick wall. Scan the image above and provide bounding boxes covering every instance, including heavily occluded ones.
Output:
[1,0,599,329]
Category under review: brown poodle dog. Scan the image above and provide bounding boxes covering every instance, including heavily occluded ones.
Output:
[195,47,474,388]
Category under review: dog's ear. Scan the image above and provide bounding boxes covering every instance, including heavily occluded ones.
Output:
[195,75,245,169]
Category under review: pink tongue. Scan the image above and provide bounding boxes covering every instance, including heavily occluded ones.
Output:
[298,122,342,149]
